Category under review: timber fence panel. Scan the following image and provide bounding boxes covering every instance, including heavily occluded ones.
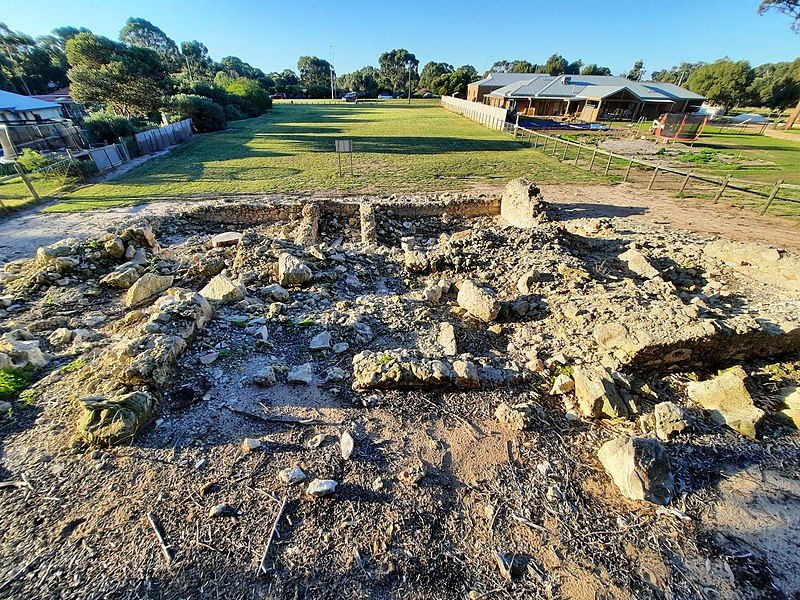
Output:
[440,96,508,131]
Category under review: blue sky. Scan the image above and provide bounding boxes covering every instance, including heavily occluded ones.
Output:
[2,0,798,76]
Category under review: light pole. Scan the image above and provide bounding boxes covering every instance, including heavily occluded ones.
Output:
[406,60,413,105]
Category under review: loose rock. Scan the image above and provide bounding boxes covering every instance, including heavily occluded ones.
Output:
[598,436,674,505]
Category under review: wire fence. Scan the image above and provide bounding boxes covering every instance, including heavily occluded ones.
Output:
[0,157,85,214]
[502,122,800,216]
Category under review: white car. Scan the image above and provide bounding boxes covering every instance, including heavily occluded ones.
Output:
[377,93,393,100]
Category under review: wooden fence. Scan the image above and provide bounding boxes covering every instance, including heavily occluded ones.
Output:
[440,96,508,131]
[135,119,193,155]
[503,122,800,215]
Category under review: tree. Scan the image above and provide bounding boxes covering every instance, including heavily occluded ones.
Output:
[419,61,453,90]
[180,40,213,81]
[0,23,37,93]
[746,59,800,109]
[580,64,612,76]
[540,54,569,75]
[510,60,536,73]
[338,66,381,96]
[759,0,800,31]
[624,60,645,81]
[430,65,479,97]
[66,33,170,116]
[119,17,179,69]
[379,49,418,95]
[297,55,333,96]
[686,58,753,108]
[268,69,300,95]
[488,60,511,74]
[759,1,800,128]
[217,56,271,89]
[651,62,703,85]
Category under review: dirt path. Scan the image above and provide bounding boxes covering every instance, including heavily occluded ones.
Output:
[1,183,798,265]
[0,200,185,263]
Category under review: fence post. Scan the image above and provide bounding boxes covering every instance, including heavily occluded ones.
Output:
[574,145,582,165]
[647,167,660,191]
[623,159,633,182]
[588,149,597,171]
[552,139,558,156]
[561,141,569,161]
[14,163,40,202]
[604,153,613,175]
[713,175,731,204]
[679,170,692,194]
[759,179,784,215]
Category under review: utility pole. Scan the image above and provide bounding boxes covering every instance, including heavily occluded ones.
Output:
[329,45,336,100]
[407,61,412,105]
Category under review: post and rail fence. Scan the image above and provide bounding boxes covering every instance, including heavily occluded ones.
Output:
[495,119,799,216]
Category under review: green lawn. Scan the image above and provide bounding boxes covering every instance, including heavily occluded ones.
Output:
[49,100,601,212]
[0,172,66,212]
[690,130,800,186]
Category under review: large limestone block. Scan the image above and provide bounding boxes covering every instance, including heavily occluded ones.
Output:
[200,273,245,304]
[125,273,173,307]
[500,178,546,228]
[618,248,660,279]
[278,253,312,287]
[457,279,500,322]
[686,366,764,439]
[598,436,674,505]
[573,365,629,419]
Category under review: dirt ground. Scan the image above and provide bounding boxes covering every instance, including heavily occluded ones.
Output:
[1,183,799,599]
[0,183,797,266]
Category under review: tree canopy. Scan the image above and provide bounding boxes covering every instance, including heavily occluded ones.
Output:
[379,49,418,94]
[759,0,800,31]
[297,55,333,97]
[66,32,170,116]
[686,58,753,108]
[119,17,179,69]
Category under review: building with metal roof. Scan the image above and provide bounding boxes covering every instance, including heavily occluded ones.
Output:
[467,74,704,121]
[0,89,64,123]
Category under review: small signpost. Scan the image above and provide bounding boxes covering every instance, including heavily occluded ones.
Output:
[335,139,353,176]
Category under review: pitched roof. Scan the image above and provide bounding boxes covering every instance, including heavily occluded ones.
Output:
[483,74,704,102]
[0,89,61,112]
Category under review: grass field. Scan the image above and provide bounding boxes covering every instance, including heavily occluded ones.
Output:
[50,100,601,212]
[0,173,67,212]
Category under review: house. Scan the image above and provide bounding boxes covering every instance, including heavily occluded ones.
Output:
[0,89,86,158]
[467,74,704,121]
[31,87,86,122]
[0,89,65,123]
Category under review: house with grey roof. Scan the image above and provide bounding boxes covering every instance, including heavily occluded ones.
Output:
[467,73,704,121]
[0,89,64,123]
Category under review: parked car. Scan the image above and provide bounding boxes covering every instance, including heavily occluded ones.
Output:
[270,93,287,100]
[422,92,437,98]
[377,93,393,100]
[342,92,360,102]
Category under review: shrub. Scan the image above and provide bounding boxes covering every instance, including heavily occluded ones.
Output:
[84,111,136,144]
[171,94,227,132]
[15,148,54,172]
[214,73,272,114]
[223,104,246,121]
